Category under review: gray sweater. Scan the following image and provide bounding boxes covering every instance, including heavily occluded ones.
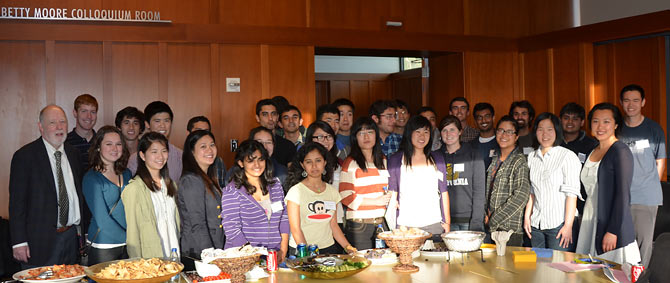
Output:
[441,142,486,231]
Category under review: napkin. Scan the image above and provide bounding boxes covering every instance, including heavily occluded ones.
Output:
[491,230,514,256]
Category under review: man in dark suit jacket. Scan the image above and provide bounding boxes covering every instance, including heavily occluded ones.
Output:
[9,105,85,269]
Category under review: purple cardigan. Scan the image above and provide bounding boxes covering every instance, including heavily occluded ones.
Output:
[388,150,449,223]
[220,178,289,250]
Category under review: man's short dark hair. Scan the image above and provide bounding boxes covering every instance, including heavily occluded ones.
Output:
[509,100,536,122]
[417,106,436,116]
[255,99,277,116]
[620,84,645,101]
[115,106,145,132]
[333,98,355,111]
[187,116,211,132]
[559,102,586,120]
[280,105,302,119]
[272,96,290,114]
[473,102,494,119]
[316,104,339,121]
[449,97,470,109]
[369,100,396,118]
[144,101,173,121]
[395,99,409,111]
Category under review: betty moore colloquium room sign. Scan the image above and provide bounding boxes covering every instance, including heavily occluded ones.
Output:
[0,6,171,23]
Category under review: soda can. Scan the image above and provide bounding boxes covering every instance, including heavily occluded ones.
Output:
[308,244,319,256]
[631,263,644,282]
[267,249,278,272]
[297,243,308,258]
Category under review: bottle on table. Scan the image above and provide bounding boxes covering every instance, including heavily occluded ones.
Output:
[375,224,386,249]
[169,248,180,282]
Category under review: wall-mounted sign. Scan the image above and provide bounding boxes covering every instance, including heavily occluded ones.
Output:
[0,6,171,23]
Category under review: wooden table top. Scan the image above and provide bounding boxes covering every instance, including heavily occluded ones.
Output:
[260,247,617,283]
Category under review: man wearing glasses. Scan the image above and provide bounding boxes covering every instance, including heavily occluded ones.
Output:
[369,100,402,157]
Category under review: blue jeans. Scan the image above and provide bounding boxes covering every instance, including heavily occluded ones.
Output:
[450,223,470,232]
[530,223,569,251]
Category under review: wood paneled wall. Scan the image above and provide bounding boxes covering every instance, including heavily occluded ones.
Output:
[315,73,391,119]
[0,41,314,218]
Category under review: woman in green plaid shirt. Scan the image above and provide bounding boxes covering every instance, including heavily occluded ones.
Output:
[484,115,531,246]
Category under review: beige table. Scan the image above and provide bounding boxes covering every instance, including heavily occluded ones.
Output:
[260,247,618,283]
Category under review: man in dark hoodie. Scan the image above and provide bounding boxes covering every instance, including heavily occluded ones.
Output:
[438,115,486,232]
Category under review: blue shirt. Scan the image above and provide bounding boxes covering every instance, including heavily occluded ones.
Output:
[83,169,132,244]
[380,133,402,157]
[620,117,666,205]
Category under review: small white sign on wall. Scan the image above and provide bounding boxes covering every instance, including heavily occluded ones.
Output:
[226,78,240,92]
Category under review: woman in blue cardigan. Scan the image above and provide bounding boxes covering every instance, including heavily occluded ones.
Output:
[388,116,450,239]
[83,126,132,265]
[575,103,640,264]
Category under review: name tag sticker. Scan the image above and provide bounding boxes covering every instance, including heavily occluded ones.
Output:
[454,163,465,172]
[523,147,534,155]
[636,139,650,150]
[324,201,336,211]
[489,149,496,157]
[436,172,444,182]
[578,152,586,163]
[378,170,390,178]
[271,201,284,213]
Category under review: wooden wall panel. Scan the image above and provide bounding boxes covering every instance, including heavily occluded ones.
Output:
[166,43,212,148]
[370,80,391,106]
[463,51,520,122]
[389,69,422,114]
[110,42,160,118]
[218,44,262,165]
[521,49,550,115]
[0,41,47,218]
[311,0,388,30]
[329,81,350,103]
[54,42,104,128]
[429,53,464,119]
[403,0,464,35]
[552,44,582,114]
[464,0,529,38]
[528,0,574,35]
[350,81,371,118]
[268,45,316,124]
[220,0,306,27]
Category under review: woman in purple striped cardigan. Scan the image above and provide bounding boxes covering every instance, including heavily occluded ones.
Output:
[220,140,289,262]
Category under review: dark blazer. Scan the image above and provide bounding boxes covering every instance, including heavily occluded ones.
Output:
[595,141,636,255]
[177,173,225,260]
[388,150,449,223]
[9,137,84,266]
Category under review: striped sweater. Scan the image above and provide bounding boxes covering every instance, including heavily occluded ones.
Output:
[339,157,389,219]
[220,178,289,250]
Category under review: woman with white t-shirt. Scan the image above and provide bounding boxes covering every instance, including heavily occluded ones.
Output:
[285,142,356,255]
[388,116,450,238]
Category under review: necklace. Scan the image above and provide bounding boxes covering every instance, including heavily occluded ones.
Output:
[304,181,325,193]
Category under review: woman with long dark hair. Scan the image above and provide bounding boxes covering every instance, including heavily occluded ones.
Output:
[248,126,288,186]
[220,140,289,262]
[339,117,391,250]
[83,126,131,265]
[177,130,224,270]
[121,132,179,258]
[388,116,449,237]
[439,116,485,232]
[575,103,640,264]
[285,142,355,255]
[305,121,346,229]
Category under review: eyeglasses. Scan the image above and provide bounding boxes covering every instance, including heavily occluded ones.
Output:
[357,130,375,137]
[496,128,517,136]
[312,135,333,142]
[378,113,397,120]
